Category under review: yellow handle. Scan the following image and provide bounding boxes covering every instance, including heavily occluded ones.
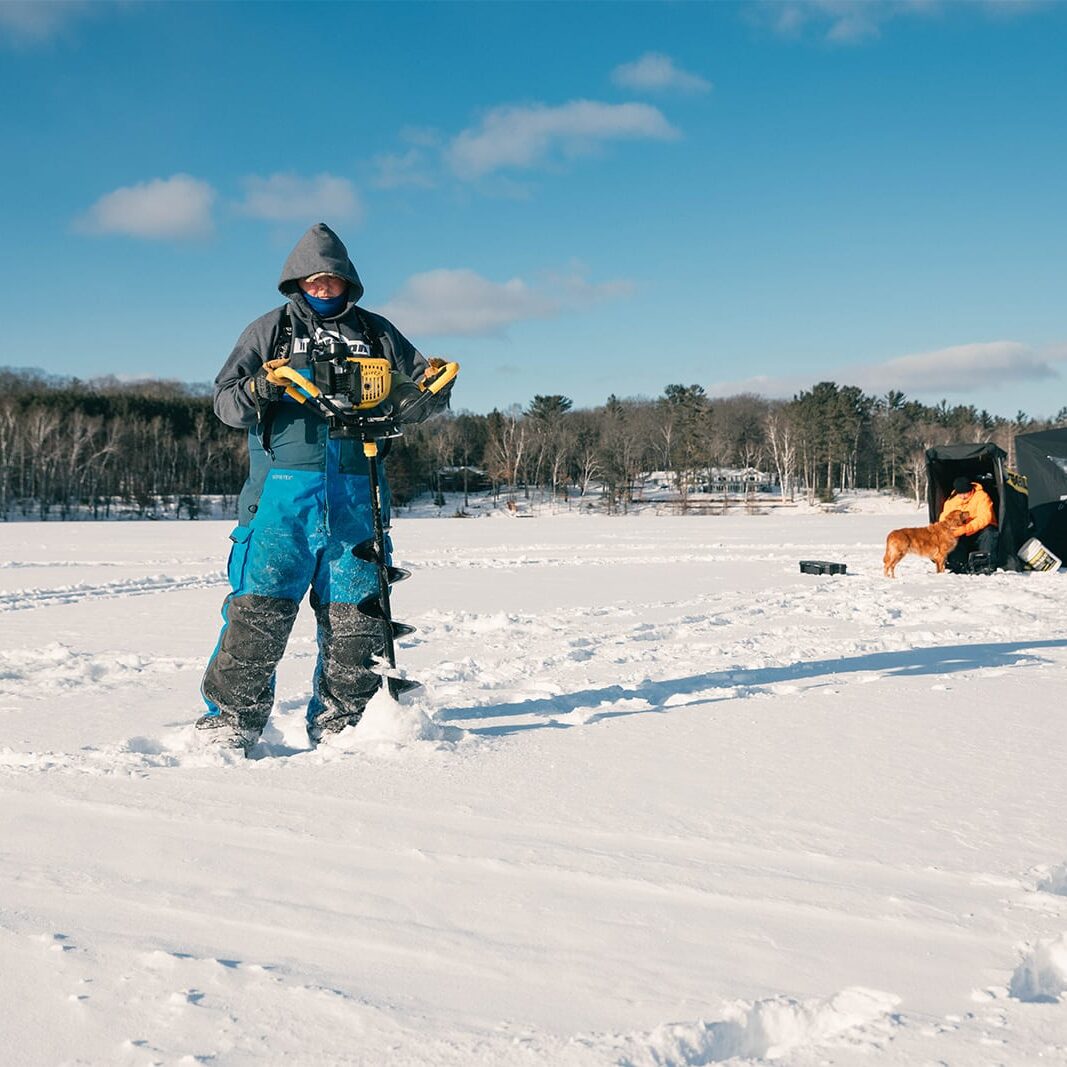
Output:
[273,365,321,403]
[275,360,458,408]
[420,360,459,395]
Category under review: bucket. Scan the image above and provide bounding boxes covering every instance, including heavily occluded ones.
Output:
[1017,537,1062,572]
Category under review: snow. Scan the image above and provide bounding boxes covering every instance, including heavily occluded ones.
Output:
[1010,936,1067,1004]
[2,504,1066,1065]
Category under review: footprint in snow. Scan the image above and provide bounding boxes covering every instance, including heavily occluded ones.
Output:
[33,931,77,953]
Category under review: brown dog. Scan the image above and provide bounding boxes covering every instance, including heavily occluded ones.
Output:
[883,511,970,578]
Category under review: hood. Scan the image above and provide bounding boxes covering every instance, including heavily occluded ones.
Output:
[278,223,365,306]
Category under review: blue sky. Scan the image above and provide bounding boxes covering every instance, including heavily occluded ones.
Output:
[2,0,1065,417]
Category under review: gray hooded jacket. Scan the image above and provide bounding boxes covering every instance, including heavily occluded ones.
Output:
[213,223,430,429]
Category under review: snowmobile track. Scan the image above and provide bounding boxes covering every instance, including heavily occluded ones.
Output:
[0,573,227,613]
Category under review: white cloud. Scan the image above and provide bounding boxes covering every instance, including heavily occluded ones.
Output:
[0,0,94,44]
[983,0,1046,17]
[708,341,1062,398]
[611,53,713,94]
[545,269,635,306]
[707,372,802,399]
[860,341,1057,394]
[446,99,680,180]
[371,149,436,190]
[398,126,443,148]
[76,174,215,239]
[237,173,361,222]
[758,0,1047,44]
[761,0,944,44]
[378,268,634,337]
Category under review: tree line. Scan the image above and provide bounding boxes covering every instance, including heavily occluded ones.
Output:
[1,367,1064,519]
[0,370,246,520]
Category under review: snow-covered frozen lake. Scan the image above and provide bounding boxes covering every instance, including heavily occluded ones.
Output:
[2,507,1066,1065]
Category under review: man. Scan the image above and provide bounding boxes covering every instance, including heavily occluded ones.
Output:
[197,223,451,754]
[939,475,997,573]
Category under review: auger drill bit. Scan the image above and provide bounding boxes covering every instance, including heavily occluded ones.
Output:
[354,438,421,700]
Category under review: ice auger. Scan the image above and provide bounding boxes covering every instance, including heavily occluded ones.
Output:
[271,352,458,700]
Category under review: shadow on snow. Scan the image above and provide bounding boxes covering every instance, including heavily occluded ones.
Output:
[438,640,1067,736]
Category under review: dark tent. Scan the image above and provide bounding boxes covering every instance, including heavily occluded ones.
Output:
[1015,428,1067,563]
[925,443,1029,571]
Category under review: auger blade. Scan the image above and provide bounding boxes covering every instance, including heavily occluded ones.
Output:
[357,595,418,638]
[352,539,380,565]
[357,593,385,618]
[352,542,409,584]
[387,677,422,698]
[363,657,422,700]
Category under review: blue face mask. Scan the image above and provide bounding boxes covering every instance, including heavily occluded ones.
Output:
[303,289,348,317]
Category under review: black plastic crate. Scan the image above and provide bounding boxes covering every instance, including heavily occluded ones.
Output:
[799,560,847,575]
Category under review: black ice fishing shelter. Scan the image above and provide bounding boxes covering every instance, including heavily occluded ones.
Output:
[1015,428,1067,563]
[925,442,1029,571]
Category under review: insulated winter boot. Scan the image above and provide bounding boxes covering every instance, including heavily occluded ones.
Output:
[307,708,364,747]
[194,711,258,756]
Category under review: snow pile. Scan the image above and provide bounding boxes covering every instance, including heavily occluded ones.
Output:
[1009,934,1067,1002]
[123,729,256,768]
[0,729,254,775]
[602,987,900,1065]
[319,686,464,753]
[0,642,194,695]
[1037,863,1067,896]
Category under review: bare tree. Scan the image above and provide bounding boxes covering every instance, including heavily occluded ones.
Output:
[764,407,797,501]
[487,405,527,502]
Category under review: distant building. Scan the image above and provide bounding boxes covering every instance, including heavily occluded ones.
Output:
[436,466,491,492]
[703,467,775,493]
